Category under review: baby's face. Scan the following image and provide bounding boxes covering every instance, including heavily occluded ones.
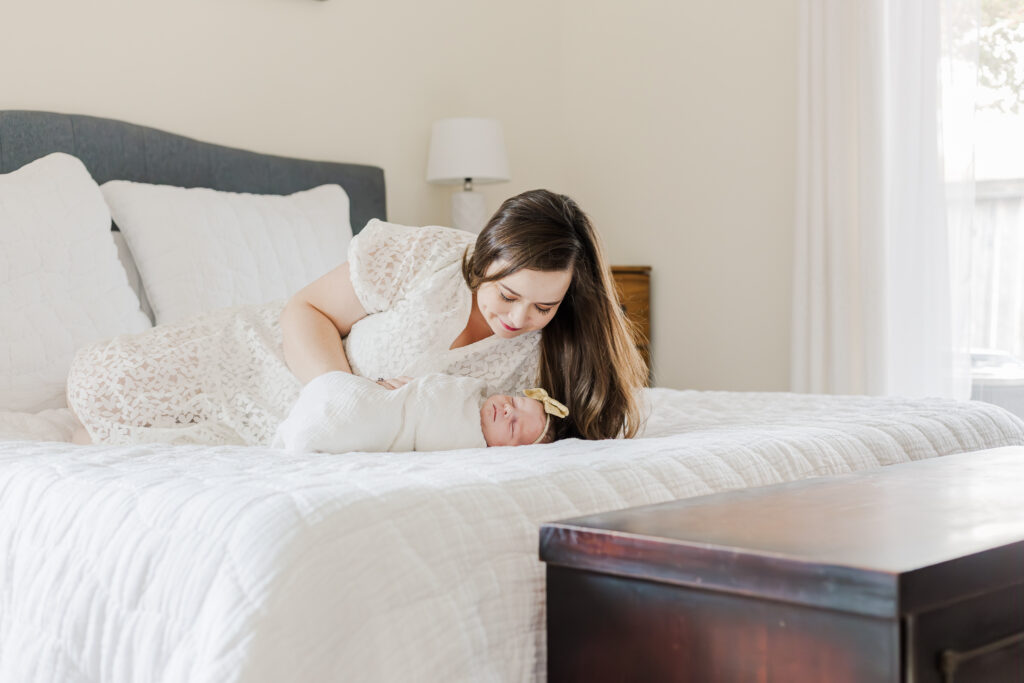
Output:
[480,394,547,446]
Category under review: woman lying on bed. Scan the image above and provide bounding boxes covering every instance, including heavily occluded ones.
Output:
[66,189,646,447]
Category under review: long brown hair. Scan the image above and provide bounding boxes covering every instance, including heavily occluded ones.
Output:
[462,189,647,440]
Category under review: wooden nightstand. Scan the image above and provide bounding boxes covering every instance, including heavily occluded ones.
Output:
[611,266,651,381]
[541,448,1024,682]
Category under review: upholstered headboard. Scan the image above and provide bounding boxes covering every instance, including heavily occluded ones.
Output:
[0,110,386,232]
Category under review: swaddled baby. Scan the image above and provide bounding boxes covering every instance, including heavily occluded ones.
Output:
[273,371,568,453]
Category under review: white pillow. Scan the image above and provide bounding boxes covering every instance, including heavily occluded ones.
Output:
[101,181,353,325]
[0,153,151,412]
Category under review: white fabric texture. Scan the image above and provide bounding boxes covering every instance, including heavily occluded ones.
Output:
[274,372,487,453]
[1,390,1022,682]
[111,229,155,324]
[0,153,151,412]
[341,219,540,387]
[67,303,302,447]
[67,221,539,447]
[792,0,973,399]
[0,407,78,443]
[101,181,353,325]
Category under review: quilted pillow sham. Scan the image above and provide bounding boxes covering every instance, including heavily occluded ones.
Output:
[0,153,151,412]
[101,181,353,325]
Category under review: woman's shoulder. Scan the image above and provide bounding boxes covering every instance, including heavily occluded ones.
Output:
[356,219,475,257]
[347,220,475,313]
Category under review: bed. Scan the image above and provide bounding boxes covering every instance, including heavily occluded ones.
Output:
[1,111,1023,683]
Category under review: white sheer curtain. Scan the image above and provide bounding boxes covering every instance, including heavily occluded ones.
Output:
[793,0,976,399]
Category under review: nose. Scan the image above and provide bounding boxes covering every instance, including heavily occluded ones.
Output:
[508,303,528,328]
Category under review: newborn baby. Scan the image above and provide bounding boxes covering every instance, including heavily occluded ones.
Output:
[273,371,568,453]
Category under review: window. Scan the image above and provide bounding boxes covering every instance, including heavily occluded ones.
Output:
[967,0,1024,415]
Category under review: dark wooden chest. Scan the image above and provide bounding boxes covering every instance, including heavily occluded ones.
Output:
[540,448,1024,682]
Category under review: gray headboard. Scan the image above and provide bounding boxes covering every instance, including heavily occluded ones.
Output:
[0,110,386,232]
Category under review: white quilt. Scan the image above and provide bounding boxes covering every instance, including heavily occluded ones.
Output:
[1,389,1023,683]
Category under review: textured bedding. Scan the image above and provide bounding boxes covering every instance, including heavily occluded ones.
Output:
[1,388,1023,682]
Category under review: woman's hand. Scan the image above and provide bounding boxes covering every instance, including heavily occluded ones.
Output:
[375,376,413,390]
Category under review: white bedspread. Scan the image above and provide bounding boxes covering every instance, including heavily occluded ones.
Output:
[1,389,1023,683]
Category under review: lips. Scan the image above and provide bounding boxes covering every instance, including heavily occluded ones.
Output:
[493,403,497,422]
[499,319,520,332]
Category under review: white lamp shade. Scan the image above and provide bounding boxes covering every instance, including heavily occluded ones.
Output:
[426,118,510,185]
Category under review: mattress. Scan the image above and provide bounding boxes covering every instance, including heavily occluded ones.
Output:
[1,388,1022,682]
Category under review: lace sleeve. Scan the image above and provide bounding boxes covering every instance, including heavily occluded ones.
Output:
[347,220,475,313]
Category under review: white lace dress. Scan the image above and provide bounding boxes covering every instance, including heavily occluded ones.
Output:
[67,220,541,446]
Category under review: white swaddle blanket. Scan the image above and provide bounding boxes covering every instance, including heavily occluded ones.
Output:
[274,372,488,453]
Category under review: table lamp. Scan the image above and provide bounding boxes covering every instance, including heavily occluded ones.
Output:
[426,117,509,232]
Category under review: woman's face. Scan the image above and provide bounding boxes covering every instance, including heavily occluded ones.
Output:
[476,262,573,338]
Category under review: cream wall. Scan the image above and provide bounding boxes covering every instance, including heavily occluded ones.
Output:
[560,0,798,390]
[1,0,797,392]
[0,0,567,226]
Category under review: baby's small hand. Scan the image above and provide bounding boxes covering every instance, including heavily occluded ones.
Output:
[375,376,414,390]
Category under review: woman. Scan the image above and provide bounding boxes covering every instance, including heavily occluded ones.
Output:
[68,190,644,445]
[282,189,646,441]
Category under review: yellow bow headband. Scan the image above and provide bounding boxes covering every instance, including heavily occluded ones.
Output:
[524,387,569,444]
[524,388,569,418]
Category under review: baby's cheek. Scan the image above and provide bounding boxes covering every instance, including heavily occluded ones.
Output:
[522,415,545,445]
[480,414,500,447]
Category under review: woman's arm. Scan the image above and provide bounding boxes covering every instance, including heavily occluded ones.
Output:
[281,262,368,384]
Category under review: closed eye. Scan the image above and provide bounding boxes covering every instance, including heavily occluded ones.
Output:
[501,284,562,308]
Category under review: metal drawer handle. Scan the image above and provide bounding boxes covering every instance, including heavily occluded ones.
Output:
[940,629,1024,682]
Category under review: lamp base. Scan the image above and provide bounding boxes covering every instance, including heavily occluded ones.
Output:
[451,190,488,233]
